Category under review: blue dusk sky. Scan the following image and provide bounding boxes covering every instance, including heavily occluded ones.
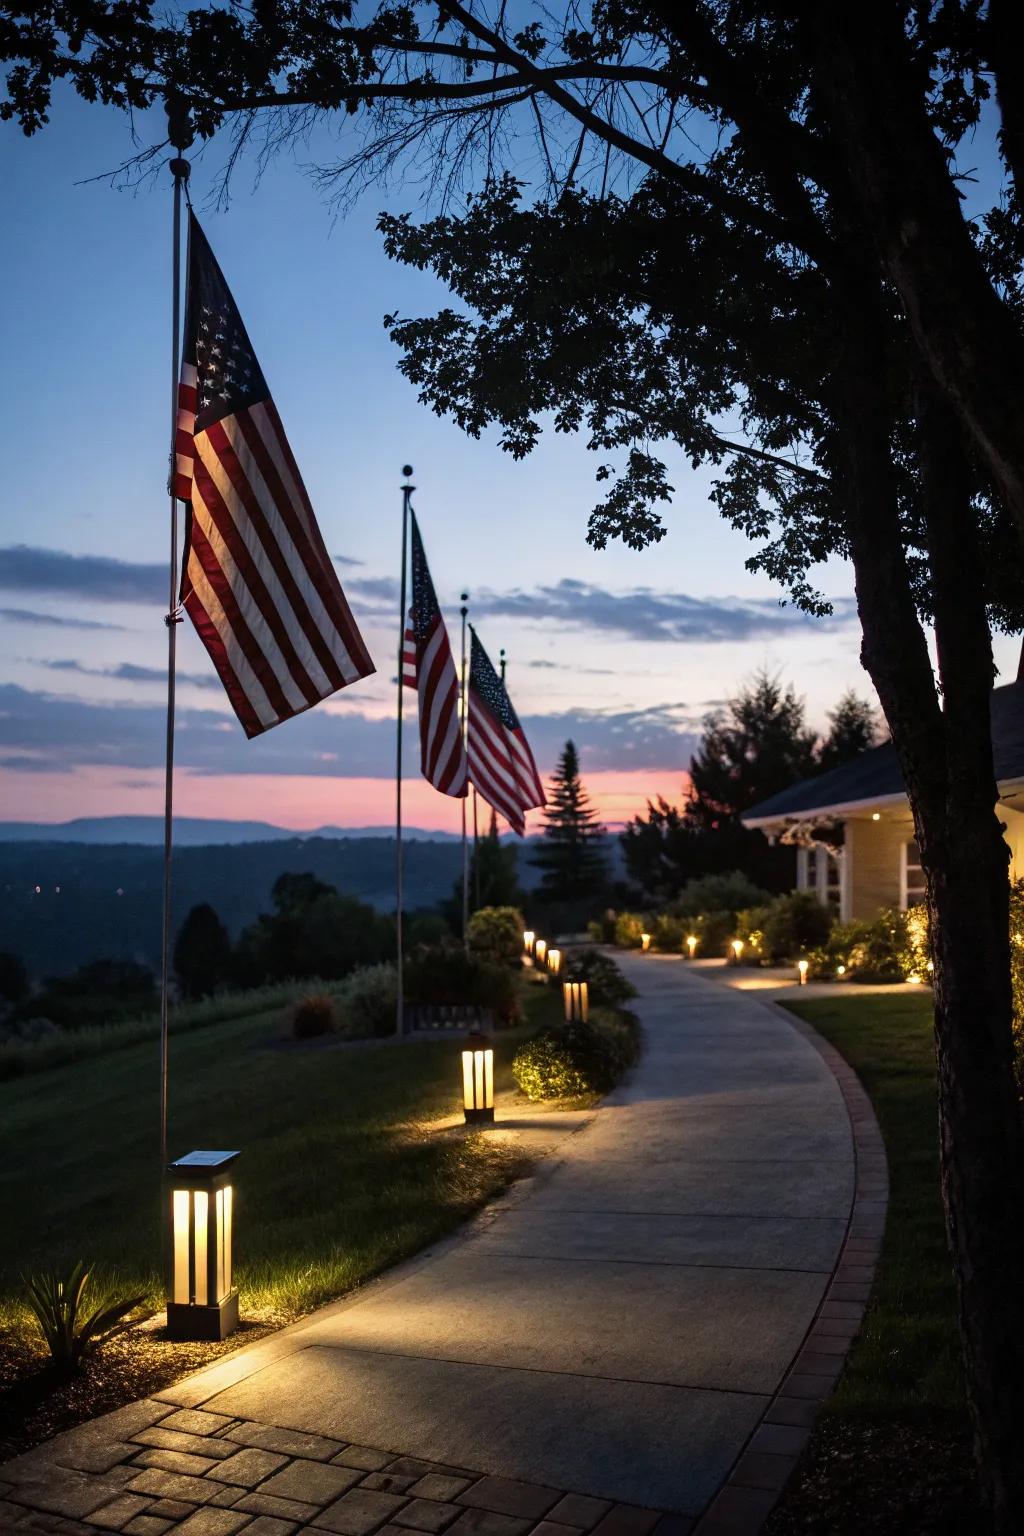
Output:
[0,87,1015,831]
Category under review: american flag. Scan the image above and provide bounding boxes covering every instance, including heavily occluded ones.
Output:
[401,511,468,796]
[467,628,545,834]
[173,212,373,737]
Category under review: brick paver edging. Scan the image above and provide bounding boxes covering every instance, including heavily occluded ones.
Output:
[690,1002,889,1536]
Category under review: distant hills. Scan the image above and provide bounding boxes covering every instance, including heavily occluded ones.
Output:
[0,816,461,846]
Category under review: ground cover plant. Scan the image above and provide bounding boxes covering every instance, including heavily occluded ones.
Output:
[0,979,563,1459]
[768,992,986,1536]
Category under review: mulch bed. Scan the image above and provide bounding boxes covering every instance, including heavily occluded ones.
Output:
[765,1418,989,1536]
[0,1316,277,1463]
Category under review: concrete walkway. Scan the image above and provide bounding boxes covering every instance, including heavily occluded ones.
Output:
[0,954,872,1536]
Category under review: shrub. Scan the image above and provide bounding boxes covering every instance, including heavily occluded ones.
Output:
[290,992,336,1039]
[761,891,834,963]
[736,906,772,963]
[695,910,736,958]
[562,948,637,1006]
[467,906,525,969]
[26,1262,143,1375]
[846,908,909,982]
[613,912,646,949]
[673,872,772,920]
[513,1016,639,1101]
[588,910,618,944]
[404,943,520,1025]
[651,913,686,953]
[337,964,398,1038]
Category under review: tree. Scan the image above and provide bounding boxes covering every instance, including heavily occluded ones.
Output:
[816,691,880,776]
[6,4,1024,1518]
[173,903,232,1000]
[0,951,28,1006]
[234,872,389,985]
[532,741,609,907]
[623,673,815,898]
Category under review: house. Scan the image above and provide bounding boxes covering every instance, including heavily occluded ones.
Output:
[742,680,1024,923]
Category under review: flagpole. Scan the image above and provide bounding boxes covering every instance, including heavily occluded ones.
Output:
[396,468,413,1035]
[472,789,480,910]
[460,594,470,945]
[160,102,191,1172]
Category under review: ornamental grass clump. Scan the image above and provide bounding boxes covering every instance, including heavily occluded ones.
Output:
[290,991,337,1039]
[25,1261,143,1375]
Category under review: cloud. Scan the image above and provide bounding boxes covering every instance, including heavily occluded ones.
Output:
[333,554,365,568]
[0,546,164,604]
[0,607,128,632]
[0,685,696,779]
[40,659,219,689]
[472,580,858,644]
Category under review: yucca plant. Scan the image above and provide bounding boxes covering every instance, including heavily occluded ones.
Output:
[25,1261,144,1373]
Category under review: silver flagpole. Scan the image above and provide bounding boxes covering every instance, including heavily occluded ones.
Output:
[160,102,192,1172]
[396,468,413,1034]
[460,595,470,945]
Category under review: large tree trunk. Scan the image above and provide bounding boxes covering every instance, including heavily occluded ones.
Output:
[833,317,1024,1527]
[810,2,1024,542]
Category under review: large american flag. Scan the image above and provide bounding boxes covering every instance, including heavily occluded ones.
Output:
[467,628,545,834]
[173,212,373,736]
[401,511,468,797]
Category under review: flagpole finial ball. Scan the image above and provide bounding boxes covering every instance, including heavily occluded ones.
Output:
[169,157,191,182]
[402,464,414,478]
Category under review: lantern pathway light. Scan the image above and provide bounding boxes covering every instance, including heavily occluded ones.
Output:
[564,980,589,1022]
[547,947,562,975]
[462,1030,495,1125]
[534,938,547,966]
[837,963,847,977]
[798,959,809,986]
[640,932,651,951]
[523,930,535,956]
[731,938,744,965]
[686,934,698,959]
[166,1150,239,1342]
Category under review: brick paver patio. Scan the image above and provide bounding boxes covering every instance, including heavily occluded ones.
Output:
[0,956,886,1536]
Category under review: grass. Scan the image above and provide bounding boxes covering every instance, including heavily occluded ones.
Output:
[0,979,352,1082]
[0,978,564,1335]
[767,991,983,1535]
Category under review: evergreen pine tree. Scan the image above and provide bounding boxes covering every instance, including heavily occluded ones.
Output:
[532,741,609,904]
[816,691,880,774]
[173,903,233,1001]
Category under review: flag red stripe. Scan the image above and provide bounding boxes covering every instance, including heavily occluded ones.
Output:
[181,584,264,738]
[203,420,344,695]
[191,447,322,710]
[186,519,294,723]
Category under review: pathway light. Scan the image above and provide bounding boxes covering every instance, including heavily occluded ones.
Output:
[534,938,547,966]
[731,939,744,965]
[798,959,809,986]
[686,935,698,959]
[461,1029,495,1125]
[564,981,589,1022]
[547,947,562,975]
[166,1151,239,1341]
[640,932,651,952]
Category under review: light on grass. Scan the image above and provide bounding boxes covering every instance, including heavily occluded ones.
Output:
[547,947,562,975]
[564,980,589,1022]
[461,1030,495,1125]
[534,938,547,966]
[686,935,698,959]
[731,938,744,965]
[640,932,651,951]
[798,959,809,986]
[166,1150,239,1341]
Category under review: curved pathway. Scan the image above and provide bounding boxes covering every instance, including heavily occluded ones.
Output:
[0,954,881,1536]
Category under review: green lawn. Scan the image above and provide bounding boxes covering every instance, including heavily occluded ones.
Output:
[0,983,561,1333]
[769,992,982,1534]
[784,991,963,1421]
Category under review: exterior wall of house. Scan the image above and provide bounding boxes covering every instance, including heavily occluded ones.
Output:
[1000,803,1024,880]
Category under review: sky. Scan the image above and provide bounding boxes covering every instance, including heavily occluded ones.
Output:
[1,86,1017,834]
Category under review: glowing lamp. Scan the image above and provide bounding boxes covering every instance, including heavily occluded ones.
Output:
[547,947,562,975]
[872,812,881,821]
[907,973,922,985]
[797,959,809,986]
[731,939,744,964]
[640,932,651,952]
[523,930,535,955]
[535,938,548,966]
[564,980,589,1022]
[461,1029,495,1125]
[686,935,698,959]
[166,1151,239,1342]
[836,964,847,977]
